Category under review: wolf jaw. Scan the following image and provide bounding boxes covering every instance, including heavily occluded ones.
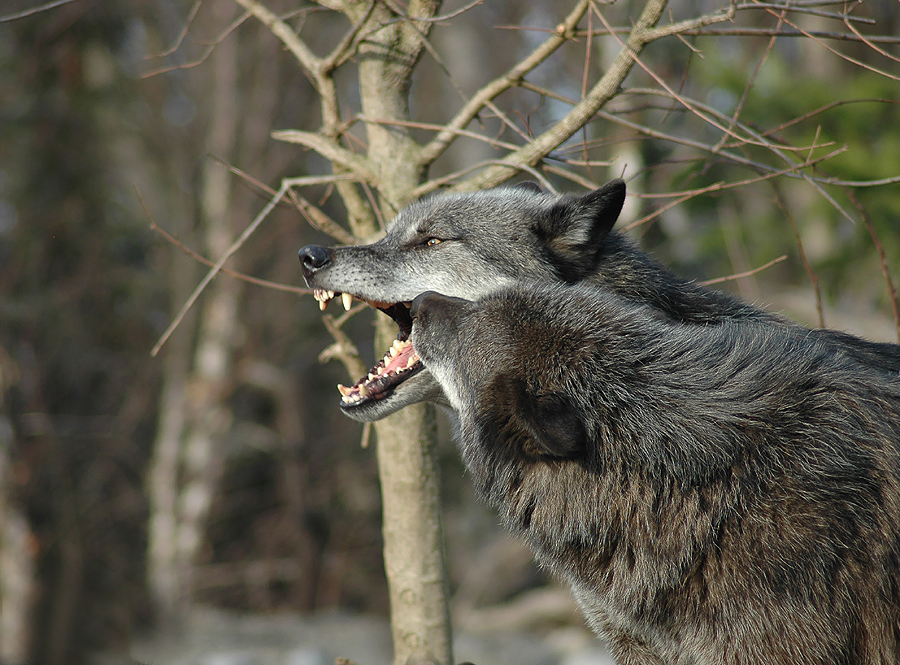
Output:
[314,288,424,409]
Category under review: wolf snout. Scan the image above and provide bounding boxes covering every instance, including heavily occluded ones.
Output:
[298,244,333,279]
[409,291,442,321]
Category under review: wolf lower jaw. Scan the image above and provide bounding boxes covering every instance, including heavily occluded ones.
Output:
[313,289,450,420]
[338,368,449,421]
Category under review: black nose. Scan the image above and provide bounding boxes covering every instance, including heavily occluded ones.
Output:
[298,244,332,278]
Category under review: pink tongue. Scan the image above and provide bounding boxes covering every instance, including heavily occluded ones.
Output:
[384,344,417,374]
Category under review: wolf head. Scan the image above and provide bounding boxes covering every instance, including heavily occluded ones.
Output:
[298,180,627,422]
[409,288,592,460]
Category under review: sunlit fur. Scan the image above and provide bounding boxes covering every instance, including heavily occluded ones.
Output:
[300,180,900,422]
[412,284,900,665]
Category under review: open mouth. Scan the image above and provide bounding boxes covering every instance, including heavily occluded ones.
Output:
[313,289,424,407]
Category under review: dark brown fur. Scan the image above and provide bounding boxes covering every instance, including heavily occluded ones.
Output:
[410,284,900,665]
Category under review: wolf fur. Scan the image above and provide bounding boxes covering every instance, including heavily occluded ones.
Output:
[409,284,900,665]
[299,180,900,422]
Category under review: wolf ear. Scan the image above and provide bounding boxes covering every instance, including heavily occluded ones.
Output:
[575,178,627,239]
[536,179,626,281]
[512,181,543,194]
[519,390,588,458]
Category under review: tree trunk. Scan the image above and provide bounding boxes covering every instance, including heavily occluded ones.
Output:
[354,3,452,663]
[147,0,241,624]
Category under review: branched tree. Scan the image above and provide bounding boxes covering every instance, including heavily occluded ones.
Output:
[144,0,899,663]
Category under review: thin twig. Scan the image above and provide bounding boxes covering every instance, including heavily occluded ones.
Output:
[766,10,900,81]
[356,115,522,153]
[150,222,307,294]
[624,149,846,231]
[713,1,785,154]
[575,26,900,44]
[142,11,250,79]
[771,181,825,328]
[319,314,368,382]
[0,0,81,22]
[272,130,380,186]
[622,87,860,223]
[232,0,324,86]
[454,0,670,192]
[322,0,377,73]
[150,181,290,357]
[847,191,900,343]
[146,0,203,59]
[700,255,788,286]
[418,0,592,167]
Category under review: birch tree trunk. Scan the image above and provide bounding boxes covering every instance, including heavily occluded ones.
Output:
[354,4,452,662]
[147,0,242,622]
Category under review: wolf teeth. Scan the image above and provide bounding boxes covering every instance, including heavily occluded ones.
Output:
[314,289,336,310]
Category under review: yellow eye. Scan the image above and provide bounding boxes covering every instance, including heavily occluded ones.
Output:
[425,238,442,246]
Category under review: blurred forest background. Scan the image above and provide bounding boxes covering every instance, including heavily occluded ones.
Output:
[0,0,898,663]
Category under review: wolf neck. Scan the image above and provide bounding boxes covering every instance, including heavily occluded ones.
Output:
[595,233,768,325]
[464,439,731,602]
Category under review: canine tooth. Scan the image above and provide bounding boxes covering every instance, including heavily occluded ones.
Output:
[341,293,353,311]
[319,299,328,311]
[358,384,370,397]
[337,383,352,396]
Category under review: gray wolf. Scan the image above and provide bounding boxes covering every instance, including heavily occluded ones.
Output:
[298,180,900,422]
[409,284,900,665]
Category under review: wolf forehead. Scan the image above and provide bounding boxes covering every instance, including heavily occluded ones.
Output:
[412,284,607,371]
[387,181,624,256]
[389,185,554,238]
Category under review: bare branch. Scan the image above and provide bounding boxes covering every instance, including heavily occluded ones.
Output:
[289,188,357,245]
[641,0,735,42]
[150,222,307,294]
[232,0,323,81]
[577,26,900,44]
[624,148,847,231]
[319,314,368,382]
[0,0,82,23]
[418,0,592,168]
[766,9,900,82]
[733,1,875,23]
[356,115,521,153]
[848,192,900,343]
[138,183,306,295]
[150,181,290,357]
[409,158,558,199]
[700,255,788,286]
[321,0,377,73]
[142,11,250,79]
[452,0,671,192]
[271,130,380,185]
[146,0,204,59]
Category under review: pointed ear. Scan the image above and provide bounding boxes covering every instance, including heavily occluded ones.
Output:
[555,179,626,245]
[512,181,543,194]
[518,390,588,458]
[576,178,627,240]
[534,179,626,281]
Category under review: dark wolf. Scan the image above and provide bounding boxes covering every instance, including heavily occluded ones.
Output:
[409,284,900,665]
[299,180,900,422]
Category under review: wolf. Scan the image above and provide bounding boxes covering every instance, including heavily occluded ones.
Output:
[299,180,900,422]
[409,284,900,665]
